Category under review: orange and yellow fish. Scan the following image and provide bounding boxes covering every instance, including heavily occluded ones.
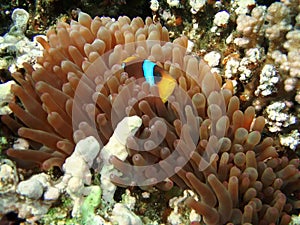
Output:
[122,57,176,103]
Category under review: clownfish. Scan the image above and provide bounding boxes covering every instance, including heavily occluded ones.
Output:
[121,56,176,103]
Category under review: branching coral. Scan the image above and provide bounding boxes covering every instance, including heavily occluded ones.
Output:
[265,2,293,52]
[235,5,266,48]
[1,11,299,224]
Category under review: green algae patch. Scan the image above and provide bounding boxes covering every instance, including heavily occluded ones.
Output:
[81,186,102,225]
[40,195,79,225]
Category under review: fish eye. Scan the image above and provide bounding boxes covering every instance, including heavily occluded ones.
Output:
[154,71,162,83]
[154,71,161,77]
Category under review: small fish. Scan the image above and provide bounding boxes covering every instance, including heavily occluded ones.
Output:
[122,56,176,103]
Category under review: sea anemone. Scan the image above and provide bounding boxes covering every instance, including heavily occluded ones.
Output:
[2,12,299,224]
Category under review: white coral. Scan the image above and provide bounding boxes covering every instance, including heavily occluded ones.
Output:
[167,0,180,7]
[10,8,29,35]
[17,173,49,200]
[189,0,206,14]
[150,0,159,11]
[100,116,142,202]
[271,30,300,78]
[235,6,266,48]
[213,11,230,27]
[111,203,143,225]
[0,80,16,115]
[265,2,292,41]
[255,64,280,96]
[233,0,256,15]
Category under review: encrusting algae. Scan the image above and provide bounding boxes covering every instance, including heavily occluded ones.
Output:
[0,2,299,224]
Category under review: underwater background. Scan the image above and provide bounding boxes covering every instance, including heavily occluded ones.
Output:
[0,0,299,224]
